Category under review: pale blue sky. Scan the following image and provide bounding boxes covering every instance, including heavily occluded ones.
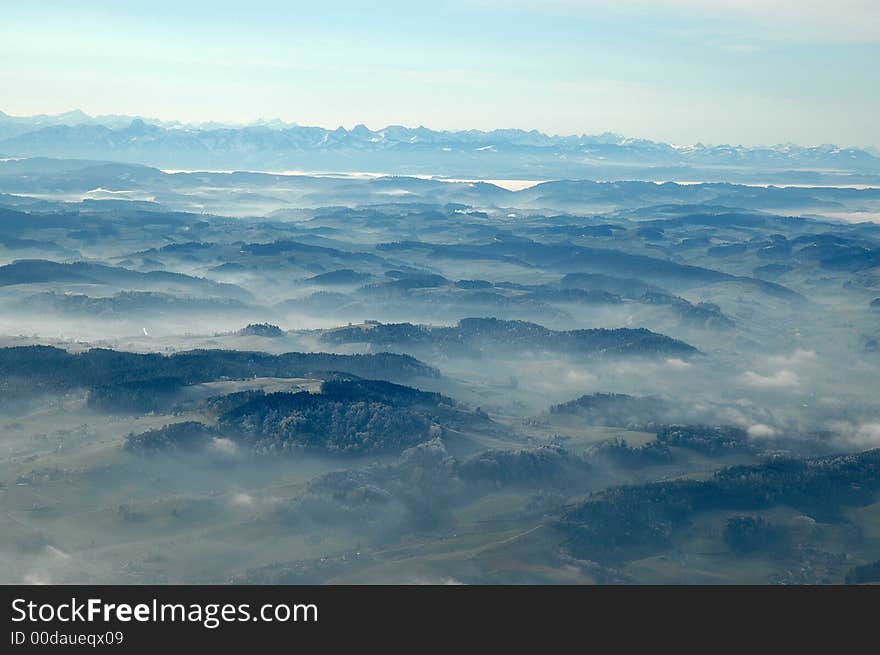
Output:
[1,1,877,147]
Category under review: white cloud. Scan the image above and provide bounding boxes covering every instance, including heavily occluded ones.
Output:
[230,492,254,507]
[766,349,817,368]
[22,571,53,585]
[840,422,880,449]
[209,436,239,456]
[741,369,800,388]
[747,423,777,438]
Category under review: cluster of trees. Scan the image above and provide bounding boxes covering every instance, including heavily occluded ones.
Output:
[121,380,460,456]
[723,516,791,554]
[588,439,673,468]
[227,397,432,454]
[655,425,751,456]
[559,449,880,562]
[236,323,285,337]
[549,393,670,428]
[217,382,442,454]
[458,446,589,487]
[125,421,216,453]
[323,322,435,346]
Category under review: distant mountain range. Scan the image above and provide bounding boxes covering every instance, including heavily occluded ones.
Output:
[2,110,879,184]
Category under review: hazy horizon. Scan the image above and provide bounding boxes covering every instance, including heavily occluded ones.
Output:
[2,1,878,149]
[3,107,879,151]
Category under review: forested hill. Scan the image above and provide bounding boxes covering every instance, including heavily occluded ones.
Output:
[322,318,699,358]
[0,345,439,412]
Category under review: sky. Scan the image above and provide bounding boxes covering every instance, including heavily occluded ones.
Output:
[1,0,878,147]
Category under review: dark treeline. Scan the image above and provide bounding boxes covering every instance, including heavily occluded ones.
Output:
[0,345,438,412]
[322,317,698,357]
[559,449,880,562]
